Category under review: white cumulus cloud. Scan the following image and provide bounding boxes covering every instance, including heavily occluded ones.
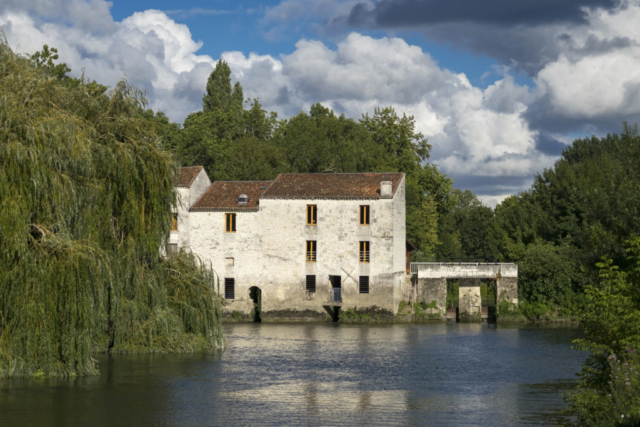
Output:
[5,0,640,203]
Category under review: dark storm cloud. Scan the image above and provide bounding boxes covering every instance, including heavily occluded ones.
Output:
[535,132,567,156]
[450,175,533,196]
[524,91,640,137]
[344,0,628,76]
[348,0,620,28]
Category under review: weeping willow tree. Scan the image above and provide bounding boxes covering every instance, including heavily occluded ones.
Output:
[0,42,224,378]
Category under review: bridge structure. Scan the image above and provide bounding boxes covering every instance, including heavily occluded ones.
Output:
[410,262,518,321]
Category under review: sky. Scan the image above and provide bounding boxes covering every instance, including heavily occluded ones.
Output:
[2,0,640,207]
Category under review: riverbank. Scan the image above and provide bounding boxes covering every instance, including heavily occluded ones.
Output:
[221,302,582,324]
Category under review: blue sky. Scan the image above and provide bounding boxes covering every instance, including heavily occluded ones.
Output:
[2,0,639,206]
[109,0,529,89]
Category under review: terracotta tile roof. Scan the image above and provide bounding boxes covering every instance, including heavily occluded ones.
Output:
[261,173,405,200]
[190,181,272,211]
[173,166,203,188]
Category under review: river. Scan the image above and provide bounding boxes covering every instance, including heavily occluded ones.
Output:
[0,323,585,426]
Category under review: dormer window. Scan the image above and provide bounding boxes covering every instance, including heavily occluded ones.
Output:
[238,194,249,206]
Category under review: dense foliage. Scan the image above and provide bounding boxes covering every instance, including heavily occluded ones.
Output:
[489,125,640,316]
[563,239,640,425]
[0,43,224,378]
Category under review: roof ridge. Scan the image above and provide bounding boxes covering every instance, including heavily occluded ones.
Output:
[276,172,404,175]
[212,180,273,183]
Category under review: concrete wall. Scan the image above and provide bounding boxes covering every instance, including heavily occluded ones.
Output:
[188,177,406,320]
[416,278,447,318]
[415,263,517,280]
[497,277,518,305]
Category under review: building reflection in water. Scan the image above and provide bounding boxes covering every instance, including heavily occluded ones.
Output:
[0,323,585,427]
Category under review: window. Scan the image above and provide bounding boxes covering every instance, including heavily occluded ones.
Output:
[306,205,317,225]
[359,276,370,294]
[306,275,316,293]
[225,213,236,233]
[225,257,234,267]
[359,205,370,225]
[224,278,235,299]
[306,241,317,262]
[171,213,178,231]
[168,243,177,254]
[359,241,370,263]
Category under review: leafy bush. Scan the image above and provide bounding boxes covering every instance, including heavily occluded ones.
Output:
[518,241,576,303]
[563,238,640,425]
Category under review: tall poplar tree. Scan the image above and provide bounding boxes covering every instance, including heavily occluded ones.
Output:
[202,59,244,113]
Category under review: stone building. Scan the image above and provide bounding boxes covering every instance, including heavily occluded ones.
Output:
[171,167,406,321]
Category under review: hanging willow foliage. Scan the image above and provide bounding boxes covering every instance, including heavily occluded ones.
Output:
[0,42,224,378]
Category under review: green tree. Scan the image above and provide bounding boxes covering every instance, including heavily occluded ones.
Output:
[30,44,71,79]
[273,103,389,174]
[202,59,243,113]
[360,107,431,174]
[518,241,576,303]
[0,43,224,378]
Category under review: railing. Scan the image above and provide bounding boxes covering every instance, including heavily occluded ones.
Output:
[359,251,370,263]
[329,288,342,303]
[306,251,316,262]
[410,262,515,274]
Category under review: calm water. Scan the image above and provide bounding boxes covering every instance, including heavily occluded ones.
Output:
[0,323,586,426]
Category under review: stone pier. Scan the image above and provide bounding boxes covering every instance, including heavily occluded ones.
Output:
[497,276,518,305]
[416,278,447,319]
[459,278,481,321]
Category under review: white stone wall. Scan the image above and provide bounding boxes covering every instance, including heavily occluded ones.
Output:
[188,177,406,318]
[189,209,264,314]
[391,176,406,310]
[170,169,210,249]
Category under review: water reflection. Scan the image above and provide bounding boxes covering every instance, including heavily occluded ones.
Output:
[0,323,585,427]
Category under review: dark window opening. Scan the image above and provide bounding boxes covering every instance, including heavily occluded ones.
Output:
[359,276,370,294]
[306,205,317,225]
[225,213,236,232]
[359,205,370,225]
[306,240,317,262]
[306,275,316,293]
[225,278,235,299]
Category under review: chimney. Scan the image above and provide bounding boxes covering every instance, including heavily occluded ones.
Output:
[380,181,393,199]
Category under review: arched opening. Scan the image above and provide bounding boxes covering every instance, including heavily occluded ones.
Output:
[249,286,262,323]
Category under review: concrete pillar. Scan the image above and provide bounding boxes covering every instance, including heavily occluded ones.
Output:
[417,277,447,319]
[459,279,481,322]
[496,277,518,305]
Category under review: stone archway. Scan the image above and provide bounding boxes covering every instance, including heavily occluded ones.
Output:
[249,286,262,322]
